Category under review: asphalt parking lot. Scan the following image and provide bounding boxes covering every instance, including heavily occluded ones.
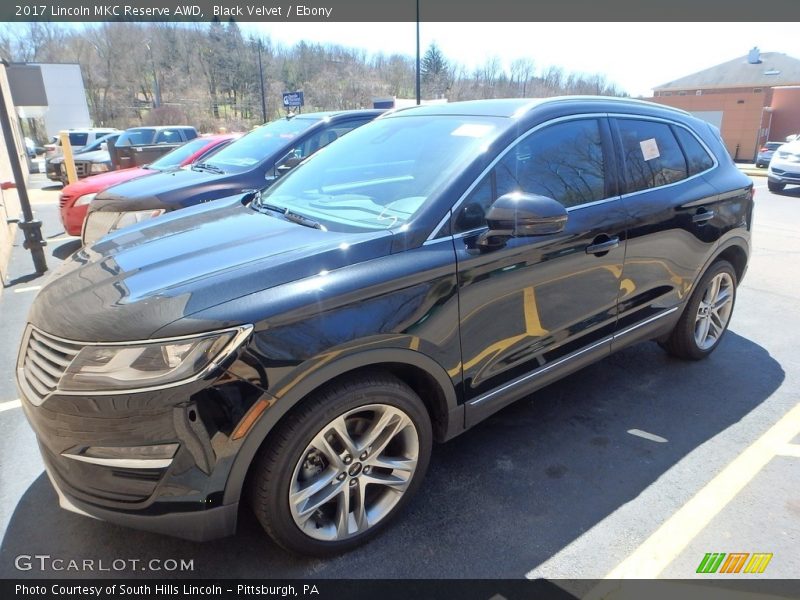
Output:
[0,173,798,580]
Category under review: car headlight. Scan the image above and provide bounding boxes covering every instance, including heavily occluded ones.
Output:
[114,208,166,230]
[82,209,166,246]
[74,193,97,207]
[91,163,110,173]
[59,326,252,392]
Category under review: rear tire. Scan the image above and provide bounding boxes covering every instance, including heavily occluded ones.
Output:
[659,260,737,360]
[249,372,432,556]
[768,180,785,193]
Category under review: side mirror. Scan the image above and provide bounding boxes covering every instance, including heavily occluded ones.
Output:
[100,142,108,151]
[478,192,567,249]
[266,150,301,183]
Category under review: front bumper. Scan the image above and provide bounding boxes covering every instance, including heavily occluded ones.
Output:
[44,463,239,541]
[768,164,800,185]
[16,325,265,541]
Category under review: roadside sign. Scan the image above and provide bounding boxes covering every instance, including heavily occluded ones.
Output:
[282,91,304,108]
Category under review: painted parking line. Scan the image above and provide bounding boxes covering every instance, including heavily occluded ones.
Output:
[13,286,41,294]
[627,429,668,443]
[593,401,800,581]
[0,399,22,413]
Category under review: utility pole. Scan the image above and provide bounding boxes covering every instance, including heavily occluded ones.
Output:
[146,42,161,108]
[258,39,267,123]
[0,63,47,274]
[415,0,421,105]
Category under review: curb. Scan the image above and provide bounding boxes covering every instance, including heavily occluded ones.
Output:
[739,168,767,178]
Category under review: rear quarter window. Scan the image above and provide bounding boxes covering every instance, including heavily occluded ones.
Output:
[68,132,89,146]
[673,126,715,175]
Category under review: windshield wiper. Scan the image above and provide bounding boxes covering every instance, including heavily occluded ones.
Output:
[283,210,324,230]
[191,162,225,175]
[253,199,323,230]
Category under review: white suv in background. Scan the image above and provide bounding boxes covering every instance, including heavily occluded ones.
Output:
[767,139,800,193]
[43,128,119,160]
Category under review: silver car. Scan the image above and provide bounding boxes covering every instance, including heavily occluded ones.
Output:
[756,141,782,168]
[767,140,800,192]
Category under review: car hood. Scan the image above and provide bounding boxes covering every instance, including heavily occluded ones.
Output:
[73,150,111,163]
[29,198,393,341]
[776,141,800,155]
[93,167,236,209]
[61,168,155,197]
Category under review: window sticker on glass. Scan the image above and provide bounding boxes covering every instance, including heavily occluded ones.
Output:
[451,124,495,138]
[640,138,660,161]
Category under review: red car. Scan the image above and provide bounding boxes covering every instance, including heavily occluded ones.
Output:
[59,134,239,237]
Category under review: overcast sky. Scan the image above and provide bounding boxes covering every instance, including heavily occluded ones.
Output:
[241,22,800,97]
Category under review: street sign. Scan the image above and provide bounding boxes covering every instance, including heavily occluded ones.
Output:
[282,91,304,108]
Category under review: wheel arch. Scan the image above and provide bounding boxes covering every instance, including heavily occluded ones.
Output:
[222,347,463,505]
[708,236,749,284]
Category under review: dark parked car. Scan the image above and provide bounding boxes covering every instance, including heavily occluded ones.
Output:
[47,133,122,183]
[109,126,199,170]
[82,110,382,245]
[756,141,782,167]
[17,98,752,556]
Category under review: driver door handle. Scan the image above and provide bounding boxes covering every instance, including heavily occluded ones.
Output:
[692,209,715,224]
[586,236,620,255]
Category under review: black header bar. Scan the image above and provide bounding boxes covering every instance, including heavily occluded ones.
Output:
[3,0,800,22]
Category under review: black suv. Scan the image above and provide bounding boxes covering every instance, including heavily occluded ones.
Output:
[17,97,752,556]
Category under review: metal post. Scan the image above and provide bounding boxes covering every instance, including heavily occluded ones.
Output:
[59,130,78,185]
[0,75,47,274]
[415,0,421,105]
[146,42,161,109]
[258,39,267,123]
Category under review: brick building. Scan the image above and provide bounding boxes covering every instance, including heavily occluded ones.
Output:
[649,48,800,161]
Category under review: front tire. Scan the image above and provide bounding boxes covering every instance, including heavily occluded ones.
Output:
[768,180,785,193]
[249,372,432,556]
[660,260,737,360]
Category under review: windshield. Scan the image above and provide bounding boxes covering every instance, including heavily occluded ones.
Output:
[116,128,156,146]
[204,117,318,174]
[257,115,502,232]
[149,137,224,170]
[78,133,117,154]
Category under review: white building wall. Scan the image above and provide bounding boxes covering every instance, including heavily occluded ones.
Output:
[33,64,91,138]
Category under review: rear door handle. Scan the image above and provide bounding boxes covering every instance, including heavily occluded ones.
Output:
[692,209,715,224]
[586,236,620,255]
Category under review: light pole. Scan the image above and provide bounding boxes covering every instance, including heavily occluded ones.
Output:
[415,0,421,105]
[257,39,267,123]
[145,41,162,109]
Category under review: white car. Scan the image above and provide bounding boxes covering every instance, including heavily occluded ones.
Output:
[767,139,800,193]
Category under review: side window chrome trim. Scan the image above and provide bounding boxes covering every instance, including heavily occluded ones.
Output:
[609,114,720,201]
[428,112,611,241]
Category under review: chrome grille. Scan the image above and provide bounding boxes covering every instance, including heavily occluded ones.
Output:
[19,327,83,403]
[75,162,89,177]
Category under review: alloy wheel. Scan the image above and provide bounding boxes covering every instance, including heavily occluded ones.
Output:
[694,272,734,351]
[288,404,419,541]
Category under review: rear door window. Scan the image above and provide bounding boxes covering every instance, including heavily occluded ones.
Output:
[616,119,687,193]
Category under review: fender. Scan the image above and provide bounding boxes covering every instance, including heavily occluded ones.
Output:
[699,233,751,284]
[222,346,463,505]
